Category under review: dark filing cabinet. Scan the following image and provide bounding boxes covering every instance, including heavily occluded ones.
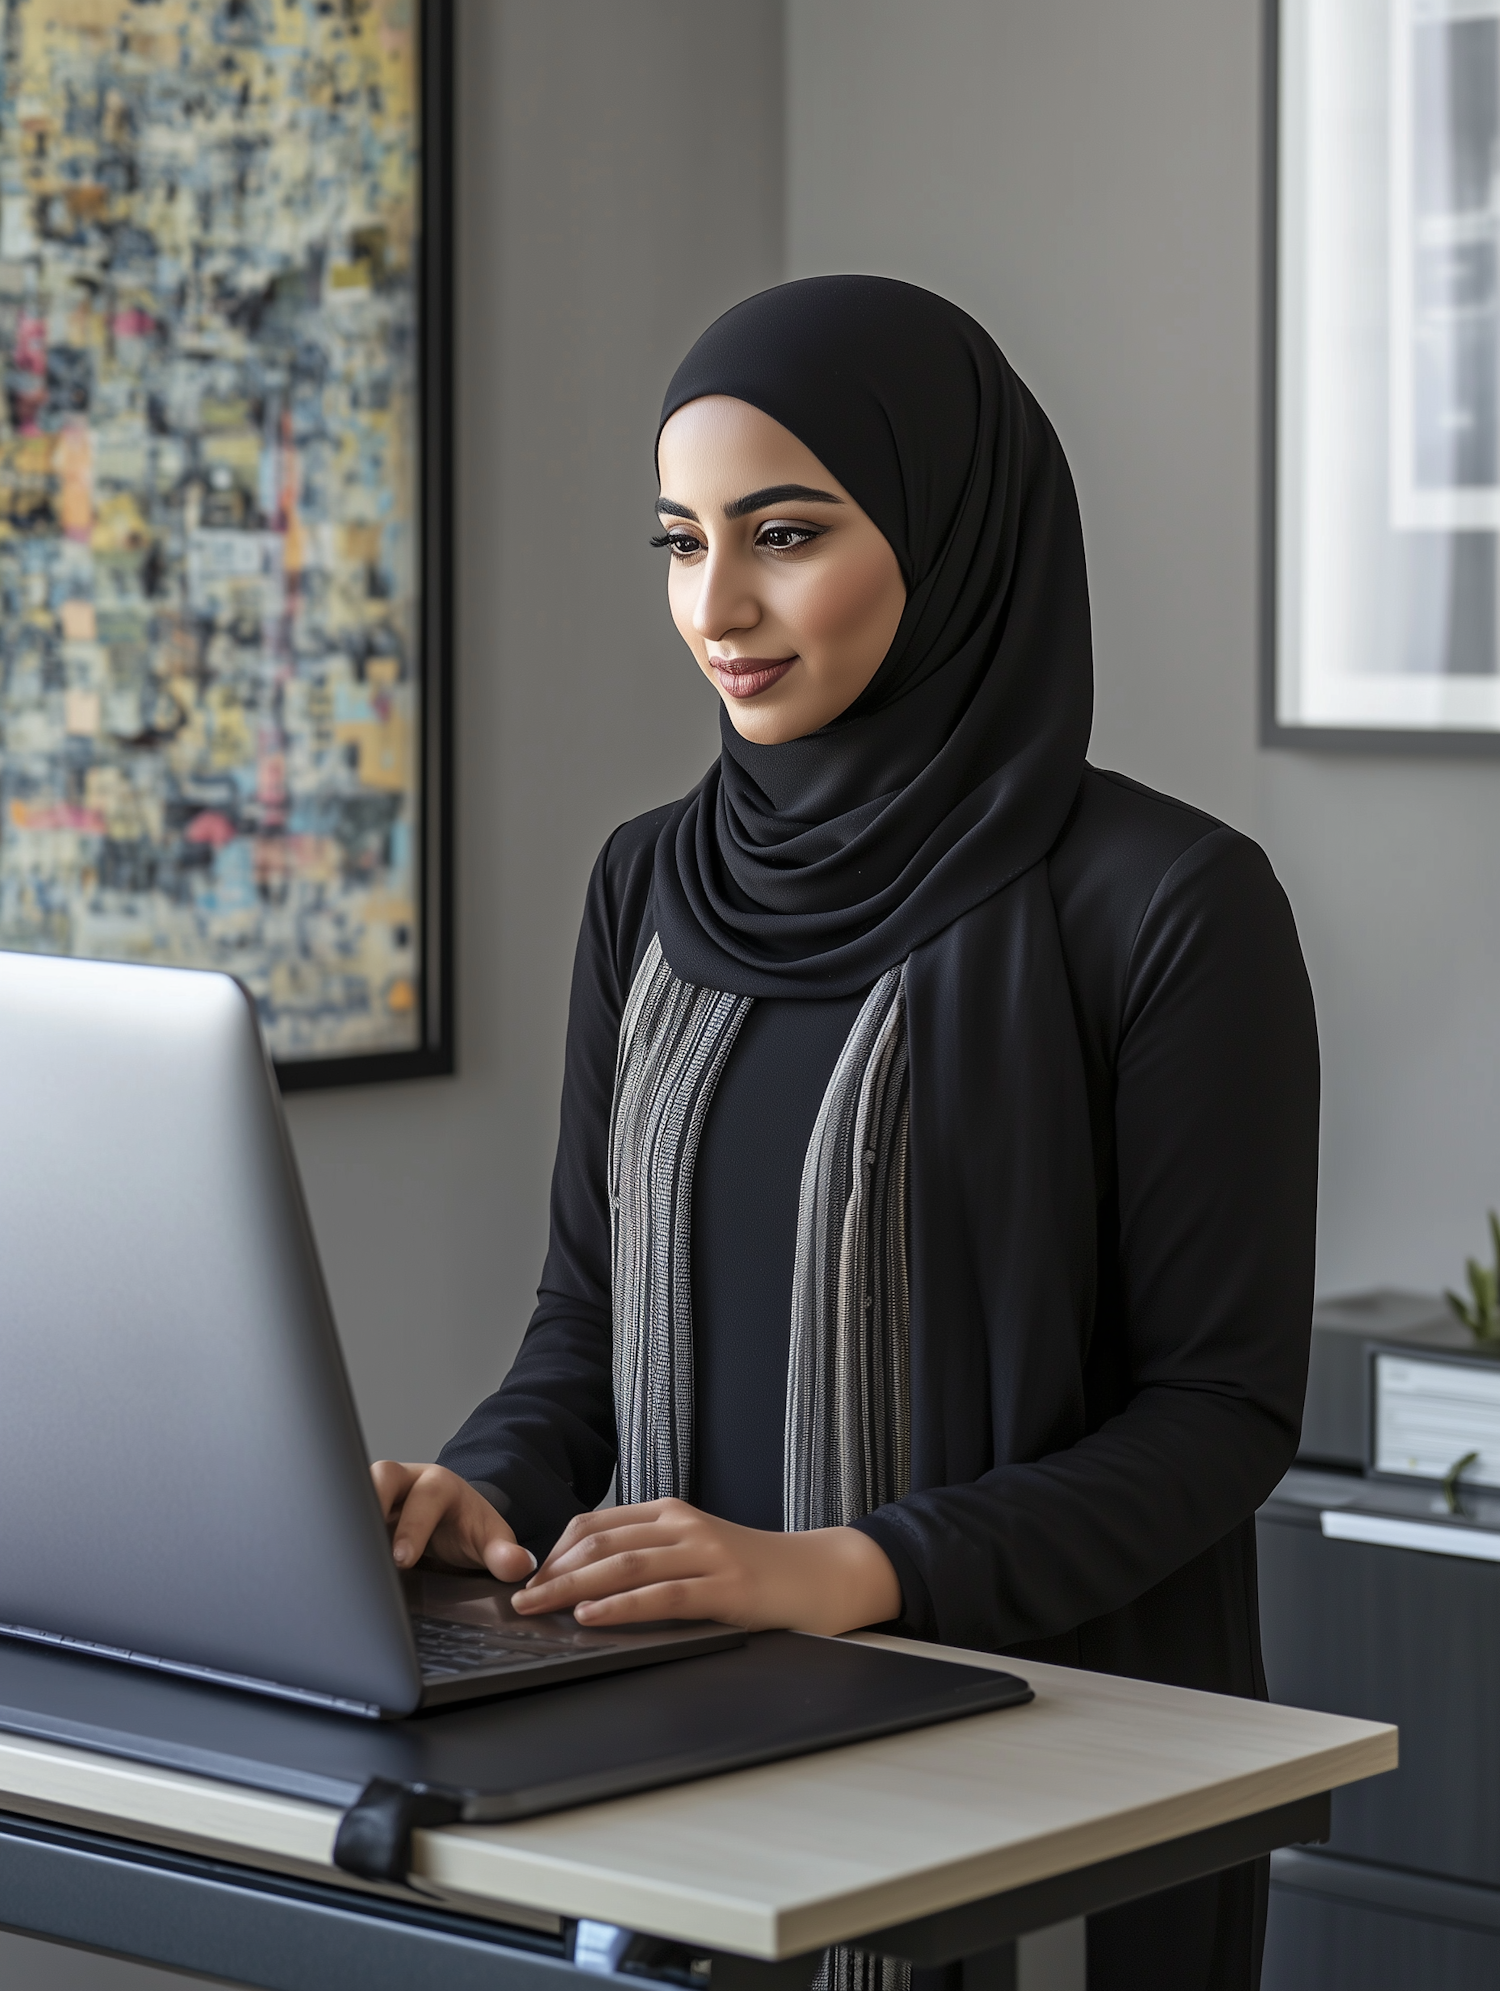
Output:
[1258,1291,1500,1988]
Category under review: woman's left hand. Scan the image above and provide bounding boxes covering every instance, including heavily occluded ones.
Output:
[510,1498,902,1636]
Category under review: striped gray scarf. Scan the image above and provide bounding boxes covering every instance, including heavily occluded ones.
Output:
[609,935,912,1991]
[610,934,910,1527]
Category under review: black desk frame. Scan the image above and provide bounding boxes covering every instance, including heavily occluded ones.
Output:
[0,1792,1329,1991]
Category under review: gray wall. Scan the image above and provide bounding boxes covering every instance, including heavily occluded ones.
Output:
[286,0,1500,1453]
[785,0,1500,1297]
[283,0,781,1464]
[0,3,782,1985]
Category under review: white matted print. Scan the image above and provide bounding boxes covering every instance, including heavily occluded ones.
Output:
[1390,0,1500,531]
[1275,0,1500,739]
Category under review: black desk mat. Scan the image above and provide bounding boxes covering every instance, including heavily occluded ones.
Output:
[0,1633,1031,1883]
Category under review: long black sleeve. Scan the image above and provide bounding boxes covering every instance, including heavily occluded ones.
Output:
[850,825,1319,1659]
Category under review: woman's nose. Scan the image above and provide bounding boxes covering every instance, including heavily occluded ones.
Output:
[692,550,760,642]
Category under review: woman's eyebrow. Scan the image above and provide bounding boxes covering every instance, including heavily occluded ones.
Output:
[656,498,700,522]
[724,484,844,518]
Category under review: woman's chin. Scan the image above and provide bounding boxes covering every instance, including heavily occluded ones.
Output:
[720,701,814,747]
[715,682,852,748]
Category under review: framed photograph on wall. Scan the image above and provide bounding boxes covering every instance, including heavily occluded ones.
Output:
[1267,0,1500,748]
[0,0,453,1086]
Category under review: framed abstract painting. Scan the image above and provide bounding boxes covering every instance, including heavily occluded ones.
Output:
[1268,0,1500,749]
[0,0,452,1086]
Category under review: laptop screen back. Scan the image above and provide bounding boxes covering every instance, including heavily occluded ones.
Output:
[0,951,420,1714]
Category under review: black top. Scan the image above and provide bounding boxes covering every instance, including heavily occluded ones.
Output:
[691,991,865,1532]
[440,764,1319,1703]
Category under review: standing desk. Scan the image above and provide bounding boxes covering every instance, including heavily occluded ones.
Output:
[0,1633,1396,1991]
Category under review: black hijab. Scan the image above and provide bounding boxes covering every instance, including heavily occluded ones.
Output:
[650,275,1093,997]
[648,277,1101,1526]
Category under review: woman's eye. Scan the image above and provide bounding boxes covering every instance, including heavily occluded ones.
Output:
[756,524,820,552]
[649,530,705,559]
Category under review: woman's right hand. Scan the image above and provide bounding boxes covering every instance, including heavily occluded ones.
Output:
[369,1462,536,1582]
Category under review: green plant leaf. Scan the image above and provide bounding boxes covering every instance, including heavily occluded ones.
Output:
[1448,1287,1480,1333]
[1448,1217,1500,1340]
[1482,1270,1500,1338]
[1465,1260,1500,1339]
[1444,1450,1481,1514]
[1466,1262,1488,1336]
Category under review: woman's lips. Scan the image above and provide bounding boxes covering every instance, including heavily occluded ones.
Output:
[708,655,796,699]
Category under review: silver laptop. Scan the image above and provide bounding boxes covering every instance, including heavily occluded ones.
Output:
[0,949,741,1719]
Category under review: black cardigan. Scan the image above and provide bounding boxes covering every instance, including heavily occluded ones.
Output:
[440,764,1318,1698]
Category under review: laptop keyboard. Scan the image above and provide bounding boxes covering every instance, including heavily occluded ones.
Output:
[412,1613,626,1680]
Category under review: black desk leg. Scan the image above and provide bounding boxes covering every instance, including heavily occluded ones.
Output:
[708,1946,1019,1991]
[962,1944,1018,1991]
[864,1792,1331,1966]
[908,1947,1019,1991]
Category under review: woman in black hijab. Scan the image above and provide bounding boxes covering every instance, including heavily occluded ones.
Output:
[375,277,1319,1989]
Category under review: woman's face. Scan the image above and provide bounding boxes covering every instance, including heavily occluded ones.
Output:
[655,396,907,745]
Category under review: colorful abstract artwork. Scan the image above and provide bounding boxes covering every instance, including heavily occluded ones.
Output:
[0,0,439,1069]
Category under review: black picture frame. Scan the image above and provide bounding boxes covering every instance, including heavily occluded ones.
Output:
[1259,0,1500,758]
[281,0,455,1089]
[0,1,455,1091]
